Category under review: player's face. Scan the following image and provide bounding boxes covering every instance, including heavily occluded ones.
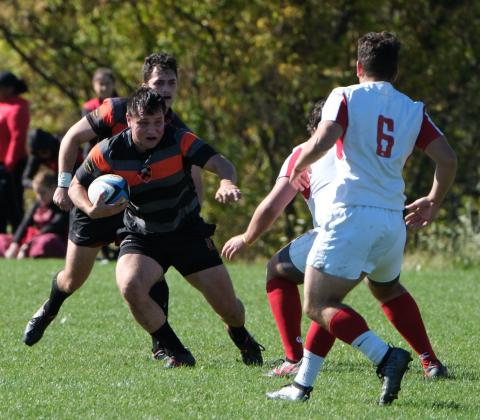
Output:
[93,75,115,100]
[146,68,177,109]
[127,111,165,153]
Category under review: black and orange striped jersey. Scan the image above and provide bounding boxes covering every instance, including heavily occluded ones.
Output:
[85,97,189,139]
[75,126,217,235]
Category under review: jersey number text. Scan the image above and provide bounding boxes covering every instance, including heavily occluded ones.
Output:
[376,116,394,158]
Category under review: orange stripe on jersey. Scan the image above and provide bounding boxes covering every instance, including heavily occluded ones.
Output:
[101,100,115,128]
[114,155,183,187]
[149,155,183,180]
[89,144,112,173]
[180,132,197,157]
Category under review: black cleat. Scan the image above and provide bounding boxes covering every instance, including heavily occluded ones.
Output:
[237,334,265,366]
[163,349,196,368]
[376,347,412,406]
[23,301,56,346]
[151,339,168,361]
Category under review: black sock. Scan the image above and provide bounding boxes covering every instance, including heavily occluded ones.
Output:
[149,280,169,318]
[43,273,71,317]
[149,280,169,351]
[227,325,249,346]
[151,322,186,354]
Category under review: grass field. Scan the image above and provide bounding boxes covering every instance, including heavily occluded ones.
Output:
[1,259,478,419]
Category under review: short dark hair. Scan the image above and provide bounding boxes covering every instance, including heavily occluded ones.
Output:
[127,86,166,118]
[142,53,178,82]
[357,32,400,81]
[306,99,326,135]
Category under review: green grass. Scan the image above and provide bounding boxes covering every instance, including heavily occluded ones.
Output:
[1,259,478,419]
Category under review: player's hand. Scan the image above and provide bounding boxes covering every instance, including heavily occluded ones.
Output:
[405,197,439,229]
[215,180,242,204]
[88,193,128,219]
[289,167,311,192]
[221,235,246,260]
[54,187,74,211]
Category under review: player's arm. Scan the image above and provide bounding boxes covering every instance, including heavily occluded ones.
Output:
[54,117,97,211]
[68,145,127,219]
[202,154,242,204]
[290,121,343,191]
[191,166,204,204]
[405,135,457,229]
[222,178,297,260]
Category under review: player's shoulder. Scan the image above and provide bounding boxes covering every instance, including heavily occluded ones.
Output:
[97,128,130,153]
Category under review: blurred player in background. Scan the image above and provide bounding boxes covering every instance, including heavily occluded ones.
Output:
[0,71,30,233]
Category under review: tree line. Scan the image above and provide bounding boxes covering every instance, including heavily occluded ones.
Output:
[1,0,478,259]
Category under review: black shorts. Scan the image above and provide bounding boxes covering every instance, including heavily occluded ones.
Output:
[68,207,124,247]
[118,231,223,276]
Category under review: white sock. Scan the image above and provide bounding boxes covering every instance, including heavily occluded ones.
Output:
[294,349,324,388]
[351,330,389,365]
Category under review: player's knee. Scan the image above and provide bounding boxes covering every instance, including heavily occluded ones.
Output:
[117,276,143,303]
[56,271,85,294]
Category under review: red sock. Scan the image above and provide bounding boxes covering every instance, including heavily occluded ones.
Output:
[381,292,437,368]
[328,307,369,344]
[266,277,303,362]
[304,321,336,357]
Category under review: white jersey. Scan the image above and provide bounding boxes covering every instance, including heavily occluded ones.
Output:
[322,81,442,210]
[278,144,336,227]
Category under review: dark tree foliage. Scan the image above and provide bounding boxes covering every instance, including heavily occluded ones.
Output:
[1,0,477,259]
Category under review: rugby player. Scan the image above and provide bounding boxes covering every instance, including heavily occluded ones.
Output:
[223,100,447,380]
[267,32,456,404]
[68,87,263,367]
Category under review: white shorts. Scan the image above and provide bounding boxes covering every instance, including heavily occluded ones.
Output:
[306,206,406,282]
[288,230,317,273]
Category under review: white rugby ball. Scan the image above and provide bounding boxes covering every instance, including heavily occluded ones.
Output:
[87,174,129,205]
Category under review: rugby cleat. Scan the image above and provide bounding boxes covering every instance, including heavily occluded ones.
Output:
[424,360,448,379]
[23,300,56,346]
[376,347,412,406]
[266,382,312,401]
[163,349,196,368]
[152,348,168,361]
[235,333,265,366]
[151,338,168,361]
[265,359,302,377]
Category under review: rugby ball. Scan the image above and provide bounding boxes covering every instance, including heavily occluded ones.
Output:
[87,174,129,205]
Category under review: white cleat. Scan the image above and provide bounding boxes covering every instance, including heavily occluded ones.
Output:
[266,383,312,401]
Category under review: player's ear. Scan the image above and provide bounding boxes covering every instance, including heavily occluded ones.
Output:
[356,60,363,79]
[126,113,132,127]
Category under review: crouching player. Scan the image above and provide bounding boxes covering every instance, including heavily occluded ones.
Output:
[69,86,263,367]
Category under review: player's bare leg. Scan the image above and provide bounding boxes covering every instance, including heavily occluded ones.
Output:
[185,264,264,366]
[23,241,101,346]
[116,253,194,368]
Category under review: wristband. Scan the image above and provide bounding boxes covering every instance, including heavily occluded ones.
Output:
[242,233,254,246]
[58,172,72,188]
